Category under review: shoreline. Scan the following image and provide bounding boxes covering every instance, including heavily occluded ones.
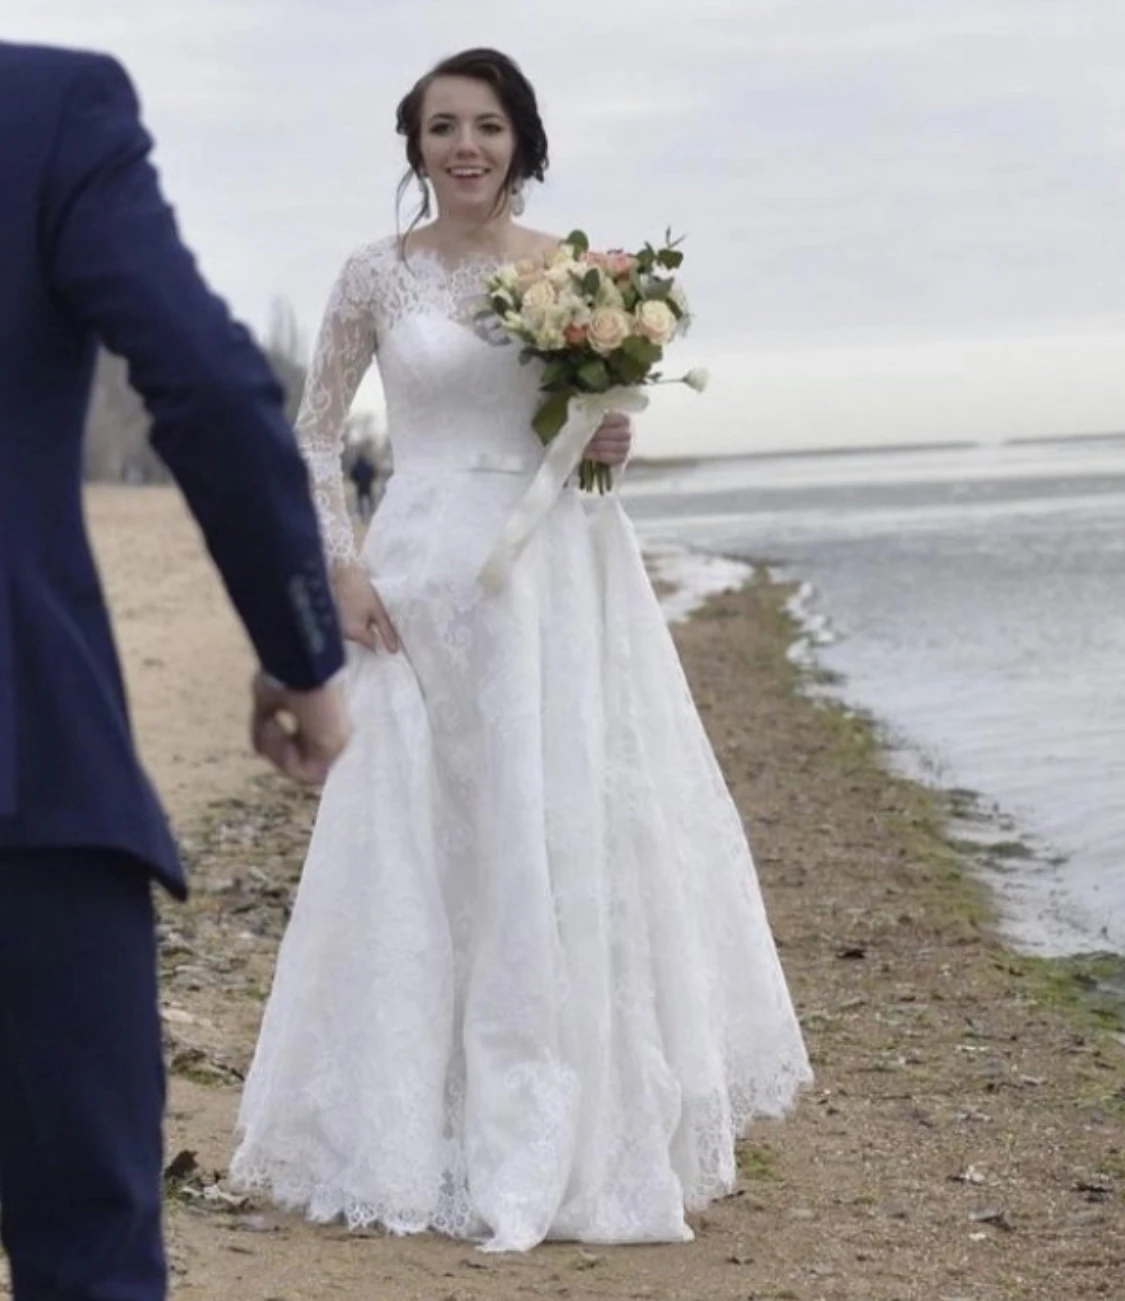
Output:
[774,556,1123,965]
[80,489,1123,1298]
[725,563,1125,1018]
[674,549,1122,993]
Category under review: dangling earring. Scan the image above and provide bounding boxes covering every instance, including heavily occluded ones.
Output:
[509,181,526,217]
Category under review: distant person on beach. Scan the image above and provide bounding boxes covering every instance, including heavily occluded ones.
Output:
[349,450,378,520]
[0,40,351,1301]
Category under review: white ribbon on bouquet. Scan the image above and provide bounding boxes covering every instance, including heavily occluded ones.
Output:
[478,386,650,592]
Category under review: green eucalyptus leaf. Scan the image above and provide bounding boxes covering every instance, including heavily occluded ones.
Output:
[578,359,611,393]
[532,390,572,443]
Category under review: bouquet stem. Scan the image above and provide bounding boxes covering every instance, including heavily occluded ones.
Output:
[577,459,613,494]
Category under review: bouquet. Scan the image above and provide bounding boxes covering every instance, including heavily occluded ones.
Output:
[480,229,708,493]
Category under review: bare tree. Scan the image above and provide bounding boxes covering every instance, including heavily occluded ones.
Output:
[262,297,308,424]
[83,351,168,483]
[82,296,310,482]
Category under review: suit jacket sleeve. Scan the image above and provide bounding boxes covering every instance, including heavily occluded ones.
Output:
[40,52,345,691]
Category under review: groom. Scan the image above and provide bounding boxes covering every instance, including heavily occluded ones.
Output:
[0,40,351,1301]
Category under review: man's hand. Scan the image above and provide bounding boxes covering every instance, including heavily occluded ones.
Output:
[585,412,633,465]
[251,672,352,785]
[331,563,400,653]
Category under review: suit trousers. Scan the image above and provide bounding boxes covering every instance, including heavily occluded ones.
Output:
[0,848,166,1301]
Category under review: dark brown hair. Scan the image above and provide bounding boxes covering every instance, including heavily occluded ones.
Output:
[394,48,550,232]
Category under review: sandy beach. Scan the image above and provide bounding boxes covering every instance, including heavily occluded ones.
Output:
[33,484,1121,1301]
[84,485,266,821]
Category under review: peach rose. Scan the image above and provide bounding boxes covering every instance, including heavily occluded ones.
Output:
[565,323,589,347]
[588,306,631,355]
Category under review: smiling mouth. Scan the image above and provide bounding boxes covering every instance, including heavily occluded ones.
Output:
[447,168,489,179]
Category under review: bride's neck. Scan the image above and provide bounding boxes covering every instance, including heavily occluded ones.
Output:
[427,209,516,256]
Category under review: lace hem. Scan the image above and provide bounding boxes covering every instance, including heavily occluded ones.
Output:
[230,1066,810,1251]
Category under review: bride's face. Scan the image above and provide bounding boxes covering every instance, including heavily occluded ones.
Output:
[419,76,517,219]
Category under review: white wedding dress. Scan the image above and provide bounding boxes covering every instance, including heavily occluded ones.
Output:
[230,237,811,1251]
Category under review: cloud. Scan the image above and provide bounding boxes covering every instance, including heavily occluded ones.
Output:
[5,0,1124,447]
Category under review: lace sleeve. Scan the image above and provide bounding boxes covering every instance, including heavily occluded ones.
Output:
[295,248,378,564]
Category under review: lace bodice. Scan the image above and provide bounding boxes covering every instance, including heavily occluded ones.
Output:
[296,237,546,562]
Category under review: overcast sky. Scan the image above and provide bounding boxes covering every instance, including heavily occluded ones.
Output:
[6,1,1125,453]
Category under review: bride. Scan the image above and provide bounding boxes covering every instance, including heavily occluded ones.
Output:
[231,46,811,1252]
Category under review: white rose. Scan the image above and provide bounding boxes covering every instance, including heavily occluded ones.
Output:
[521,279,557,318]
[556,287,592,326]
[545,259,584,289]
[588,306,631,355]
[635,299,677,347]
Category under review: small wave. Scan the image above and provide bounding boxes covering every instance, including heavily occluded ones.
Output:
[644,544,753,624]
[774,574,839,668]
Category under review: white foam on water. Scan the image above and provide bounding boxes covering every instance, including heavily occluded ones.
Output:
[778,576,839,668]
[645,544,753,624]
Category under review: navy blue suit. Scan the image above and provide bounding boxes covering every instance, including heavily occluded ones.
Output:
[0,41,345,1299]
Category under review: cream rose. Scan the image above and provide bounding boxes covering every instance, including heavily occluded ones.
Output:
[521,279,557,316]
[635,299,677,347]
[588,306,632,355]
[545,259,582,289]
